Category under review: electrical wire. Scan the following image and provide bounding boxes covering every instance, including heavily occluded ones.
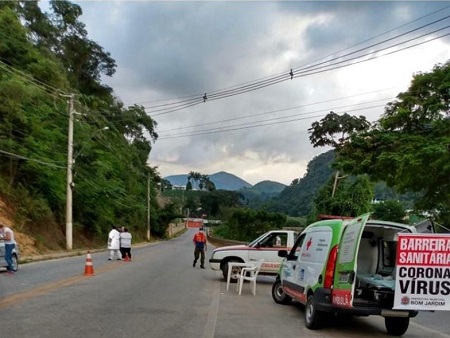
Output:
[0,149,66,169]
[139,8,450,115]
[157,101,386,140]
[158,93,396,133]
[131,5,450,108]
[0,60,69,99]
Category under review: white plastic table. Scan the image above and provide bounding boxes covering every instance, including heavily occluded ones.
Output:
[226,262,256,291]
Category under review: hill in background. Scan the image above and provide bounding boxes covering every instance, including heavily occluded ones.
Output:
[252,180,286,193]
[165,151,414,218]
[165,171,253,191]
[263,150,335,216]
[240,180,287,202]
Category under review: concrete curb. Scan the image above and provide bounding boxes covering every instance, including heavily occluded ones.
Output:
[21,241,154,264]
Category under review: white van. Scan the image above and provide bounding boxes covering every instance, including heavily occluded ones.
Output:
[272,213,433,336]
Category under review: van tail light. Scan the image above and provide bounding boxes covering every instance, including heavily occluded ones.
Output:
[324,244,339,289]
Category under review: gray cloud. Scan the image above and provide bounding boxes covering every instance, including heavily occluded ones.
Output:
[74,1,450,185]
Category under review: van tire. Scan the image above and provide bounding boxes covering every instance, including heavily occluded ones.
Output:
[271,279,292,305]
[385,317,409,336]
[305,294,323,330]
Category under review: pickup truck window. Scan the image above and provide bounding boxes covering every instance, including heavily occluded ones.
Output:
[259,232,289,248]
[248,232,270,247]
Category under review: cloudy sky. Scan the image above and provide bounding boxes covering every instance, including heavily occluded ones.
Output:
[66,1,450,185]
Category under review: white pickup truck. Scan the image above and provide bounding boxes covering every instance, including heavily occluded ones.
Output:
[209,230,299,282]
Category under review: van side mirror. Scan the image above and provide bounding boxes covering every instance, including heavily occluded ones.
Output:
[278,250,288,258]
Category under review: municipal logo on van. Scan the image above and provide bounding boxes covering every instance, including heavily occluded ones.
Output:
[401,296,410,305]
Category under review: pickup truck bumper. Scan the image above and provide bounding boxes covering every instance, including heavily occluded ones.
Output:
[209,258,221,271]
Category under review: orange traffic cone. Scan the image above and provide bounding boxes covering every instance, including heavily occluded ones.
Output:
[124,253,130,262]
[84,252,95,276]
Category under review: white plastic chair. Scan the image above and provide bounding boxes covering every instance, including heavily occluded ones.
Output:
[236,259,264,295]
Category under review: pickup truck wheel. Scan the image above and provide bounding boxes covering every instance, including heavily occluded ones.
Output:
[305,294,323,330]
[221,260,241,283]
[272,279,292,305]
[385,317,409,336]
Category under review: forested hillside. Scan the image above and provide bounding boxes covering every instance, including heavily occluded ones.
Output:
[254,151,420,218]
[0,1,175,251]
[240,180,286,207]
[262,150,335,216]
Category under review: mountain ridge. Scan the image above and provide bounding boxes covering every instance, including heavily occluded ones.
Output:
[164,171,286,191]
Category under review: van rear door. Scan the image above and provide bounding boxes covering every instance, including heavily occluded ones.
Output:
[331,213,371,308]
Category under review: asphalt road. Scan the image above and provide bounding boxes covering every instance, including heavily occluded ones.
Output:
[0,229,449,338]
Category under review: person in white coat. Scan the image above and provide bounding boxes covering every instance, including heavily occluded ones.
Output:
[107,226,122,260]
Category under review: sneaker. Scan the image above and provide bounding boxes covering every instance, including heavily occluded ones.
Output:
[117,258,122,261]
[7,271,14,276]
[193,261,196,267]
[200,266,205,269]
[107,258,112,261]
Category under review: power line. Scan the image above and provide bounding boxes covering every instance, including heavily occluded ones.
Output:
[0,149,66,169]
[0,60,69,99]
[157,104,385,140]
[138,7,450,115]
[157,89,398,133]
[133,6,450,108]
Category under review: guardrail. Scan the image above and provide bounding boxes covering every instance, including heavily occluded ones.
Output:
[167,222,187,237]
[206,232,247,248]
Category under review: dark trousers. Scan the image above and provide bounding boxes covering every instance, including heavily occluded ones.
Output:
[194,247,205,267]
[121,247,131,259]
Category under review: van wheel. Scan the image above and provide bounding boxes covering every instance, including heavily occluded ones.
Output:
[271,279,292,305]
[305,294,323,330]
[221,260,241,283]
[385,317,409,336]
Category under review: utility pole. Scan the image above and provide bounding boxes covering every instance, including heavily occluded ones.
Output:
[66,95,74,250]
[331,171,347,197]
[147,172,151,242]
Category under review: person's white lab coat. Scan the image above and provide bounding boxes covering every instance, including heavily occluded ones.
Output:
[108,228,120,249]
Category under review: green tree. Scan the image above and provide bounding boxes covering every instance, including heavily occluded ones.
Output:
[372,200,406,223]
[338,61,450,226]
[0,1,167,245]
[226,209,287,242]
[308,111,371,150]
[307,112,374,218]
[308,175,373,221]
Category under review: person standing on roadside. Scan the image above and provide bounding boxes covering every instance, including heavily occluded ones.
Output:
[107,226,122,260]
[120,227,132,261]
[0,222,16,275]
[192,227,207,269]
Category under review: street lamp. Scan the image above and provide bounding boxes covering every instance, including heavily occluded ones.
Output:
[73,127,109,160]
